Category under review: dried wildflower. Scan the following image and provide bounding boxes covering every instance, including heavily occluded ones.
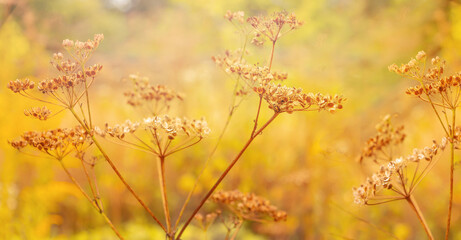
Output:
[247,11,303,44]
[225,11,245,23]
[99,115,210,156]
[9,126,92,159]
[260,84,345,113]
[123,74,183,115]
[24,106,52,120]
[212,49,247,70]
[194,210,221,231]
[359,115,406,163]
[211,190,287,222]
[389,51,461,109]
[353,138,447,205]
[7,78,35,93]
[62,34,104,62]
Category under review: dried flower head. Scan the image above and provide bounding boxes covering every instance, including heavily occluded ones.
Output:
[24,106,52,120]
[98,115,210,157]
[225,11,245,23]
[359,115,406,163]
[247,11,303,44]
[353,138,447,205]
[211,190,287,222]
[9,126,92,159]
[123,74,183,115]
[389,51,461,109]
[7,78,35,93]
[62,34,104,62]
[194,210,222,231]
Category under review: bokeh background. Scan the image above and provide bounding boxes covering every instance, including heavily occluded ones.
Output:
[1,0,461,239]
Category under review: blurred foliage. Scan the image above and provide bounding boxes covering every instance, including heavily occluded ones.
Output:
[2,0,461,239]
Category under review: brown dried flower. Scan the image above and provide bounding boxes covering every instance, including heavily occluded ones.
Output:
[9,126,92,159]
[359,115,406,163]
[7,78,35,93]
[123,74,183,115]
[224,11,245,23]
[353,138,447,205]
[24,106,52,120]
[247,11,303,44]
[211,190,287,222]
[98,115,210,157]
[194,210,222,231]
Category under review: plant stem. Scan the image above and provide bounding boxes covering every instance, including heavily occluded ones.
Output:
[69,108,167,232]
[406,195,433,240]
[268,41,276,70]
[445,108,456,240]
[59,161,125,240]
[157,156,172,234]
[175,113,279,239]
[230,220,244,240]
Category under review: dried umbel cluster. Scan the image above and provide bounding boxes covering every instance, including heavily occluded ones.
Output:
[261,84,344,113]
[211,190,287,222]
[353,138,447,205]
[389,51,461,108]
[359,115,406,163]
[194,210,222,231]
[9,126,92,159]
[124,74,183,115]
[62,34,104,62]
[24,106,52,120]
[7,34,104,108]
[247,10,303,45]
[97,115,210,156]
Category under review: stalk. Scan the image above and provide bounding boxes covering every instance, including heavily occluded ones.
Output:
[175,113,279,239]
[406,195,433,240]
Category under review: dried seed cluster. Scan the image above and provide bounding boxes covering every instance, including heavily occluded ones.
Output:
[7,78,35,93]
[247,11,303,45]
[261,83,344,113]
[62,34,104,61]
[123,74,183,114]
[9,126,92,158]
[99,115,210,141]
[211,190,287,222]
[194,210,222,231]
[224,11,245,23]
[389,51,461,107]
[359,115,406,163]
[24,106,52,120]
[37,64,103,94]
[353,138,447,205]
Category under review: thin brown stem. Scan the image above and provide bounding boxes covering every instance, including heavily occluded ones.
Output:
[230,220,244,240]
[157,156,172,234]
[59,161,124,240]
[406,195,434,240]
[268,41,276,70]
[445,108,456,240]
[176,113,279,239]
[69,108,167,232]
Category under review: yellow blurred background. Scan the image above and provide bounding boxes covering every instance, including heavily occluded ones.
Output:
[1,0,461,239]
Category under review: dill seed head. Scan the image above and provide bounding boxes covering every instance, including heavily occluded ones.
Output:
[211,190,287,222]
[224,11,245,23]
[62,34,104,62]
[194,210,221,231]
[123,74,183,115]
[7,78,35,93]
[24,106,52,120]
[353,138,447,205]
[359,115,406,163]
[9,126,92,159]
[247,11,303,44]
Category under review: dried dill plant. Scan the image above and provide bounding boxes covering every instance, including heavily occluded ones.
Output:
[194,190,287,240]
[389,51,461,239]
[354,115,447,239]
[8,10,344,240]
[174,10,344,240]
